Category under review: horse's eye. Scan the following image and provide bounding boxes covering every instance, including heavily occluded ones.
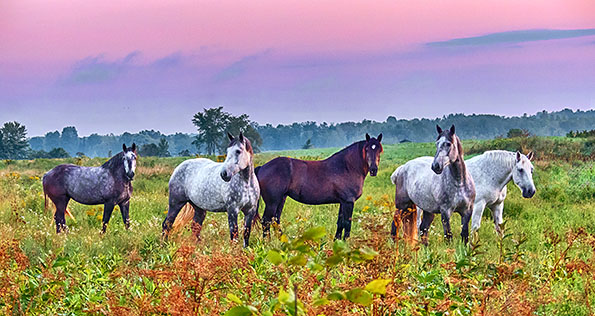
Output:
[518,169,524,173]
[236,149,241,155]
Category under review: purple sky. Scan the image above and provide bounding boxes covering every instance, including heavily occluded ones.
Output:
[1,1,594,136]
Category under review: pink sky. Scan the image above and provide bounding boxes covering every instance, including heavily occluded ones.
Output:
[1,1,594,136]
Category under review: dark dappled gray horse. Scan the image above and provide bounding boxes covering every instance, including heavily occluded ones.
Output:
[43,144,137,233]
[391,125,475,244]
[162,133,260,247]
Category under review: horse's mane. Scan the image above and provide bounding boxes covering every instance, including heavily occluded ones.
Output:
[101,152,124,172]
[452,134,469,179]
[326,140,365,161]
[479,150,516,169]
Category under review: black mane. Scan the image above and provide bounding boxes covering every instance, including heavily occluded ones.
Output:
[101,152,124,172]
[325,140,365,161]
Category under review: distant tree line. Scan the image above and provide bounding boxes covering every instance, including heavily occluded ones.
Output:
[1,108,592,159]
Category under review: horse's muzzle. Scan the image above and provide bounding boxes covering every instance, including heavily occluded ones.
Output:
[522,188,535,198]
[220,171,232,182]
[431,163,443,174]
[369,168,378,176]
[127,172,135,181]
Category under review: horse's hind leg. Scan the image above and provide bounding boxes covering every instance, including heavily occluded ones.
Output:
[418,211,435,245]
[274,196,287,228]
[51,196,70,233]
[470,200,486,232]
[162,198,187,238]
[261,195,283,238]
[189,202,207,242]
[227,209,240,242]
[242,206,257,248]
[101,203,115,234]
[402,205,418,244]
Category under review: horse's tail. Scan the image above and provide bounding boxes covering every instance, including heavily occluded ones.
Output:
[172,203,194,233]
[390,167,400,185]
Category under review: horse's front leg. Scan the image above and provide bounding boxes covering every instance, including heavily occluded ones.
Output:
[101,203,115,234]
[341,201,355,240]
[334,204,345,240]
[440,209,453,243]
[460,207,472,244]
[242,206,257,248]
[119,200,130,230]
[227,208,240,242]
[489,202,504,236]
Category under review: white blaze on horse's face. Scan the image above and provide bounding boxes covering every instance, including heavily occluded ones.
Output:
[220,141,250,182]
[512,151,536,198]
[432,135,454,174]
[123,151,137,180]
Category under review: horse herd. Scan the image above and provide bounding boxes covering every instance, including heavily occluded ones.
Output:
[43,125,536,247]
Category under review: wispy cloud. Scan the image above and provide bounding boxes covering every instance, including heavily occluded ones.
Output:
[427,28,595,47]
[62,51,141,85]
[214,49,273,82]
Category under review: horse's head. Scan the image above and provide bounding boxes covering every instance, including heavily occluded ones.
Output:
[122,143,137,181]
[220,132,253,182]
[512,151,536,198]
[364,133,383,176]
[432,125,459,174]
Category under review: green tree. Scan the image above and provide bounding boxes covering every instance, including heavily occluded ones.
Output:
[507,128,530,138]
[224,114,263,153]
[191,107,231,155]
[139,143,160,157]
[157,138,171,157]
[48,147,70,158]
[0,121,30,159]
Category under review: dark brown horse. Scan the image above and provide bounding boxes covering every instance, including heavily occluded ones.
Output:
[255,133,383,240]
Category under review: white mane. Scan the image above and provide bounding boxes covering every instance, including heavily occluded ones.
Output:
[474,150,516,169]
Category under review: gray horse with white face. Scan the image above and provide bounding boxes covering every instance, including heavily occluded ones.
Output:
[391,125,476,244]
[43,143,137,233]
[467,150,535,234]
[161,132,260,247]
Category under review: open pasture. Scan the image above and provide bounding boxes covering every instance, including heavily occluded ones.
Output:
[0,138,594,315]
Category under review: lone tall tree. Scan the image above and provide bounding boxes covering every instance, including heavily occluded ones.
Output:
[0,121,30,159]
[192,107,230,155]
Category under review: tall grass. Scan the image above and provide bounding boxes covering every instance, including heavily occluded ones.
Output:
[0,138,593,315]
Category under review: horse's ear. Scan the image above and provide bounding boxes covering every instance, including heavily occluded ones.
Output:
[227,132,234,141]
[365,133,371,142]
[516,151,521,162]
[377,133,383,142]
[122,143,127,152]
[436,125,442,134]
[449,125,455,135]
[527,151,534,161]
[239,132,244,143]
[131,143,136,152]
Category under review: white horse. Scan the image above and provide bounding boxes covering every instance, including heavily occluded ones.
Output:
[162,133,260,247]
[391,125,475,244]
[467,150,535,234]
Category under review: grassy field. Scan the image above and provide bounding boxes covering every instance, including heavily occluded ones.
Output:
[0,139,594,315]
